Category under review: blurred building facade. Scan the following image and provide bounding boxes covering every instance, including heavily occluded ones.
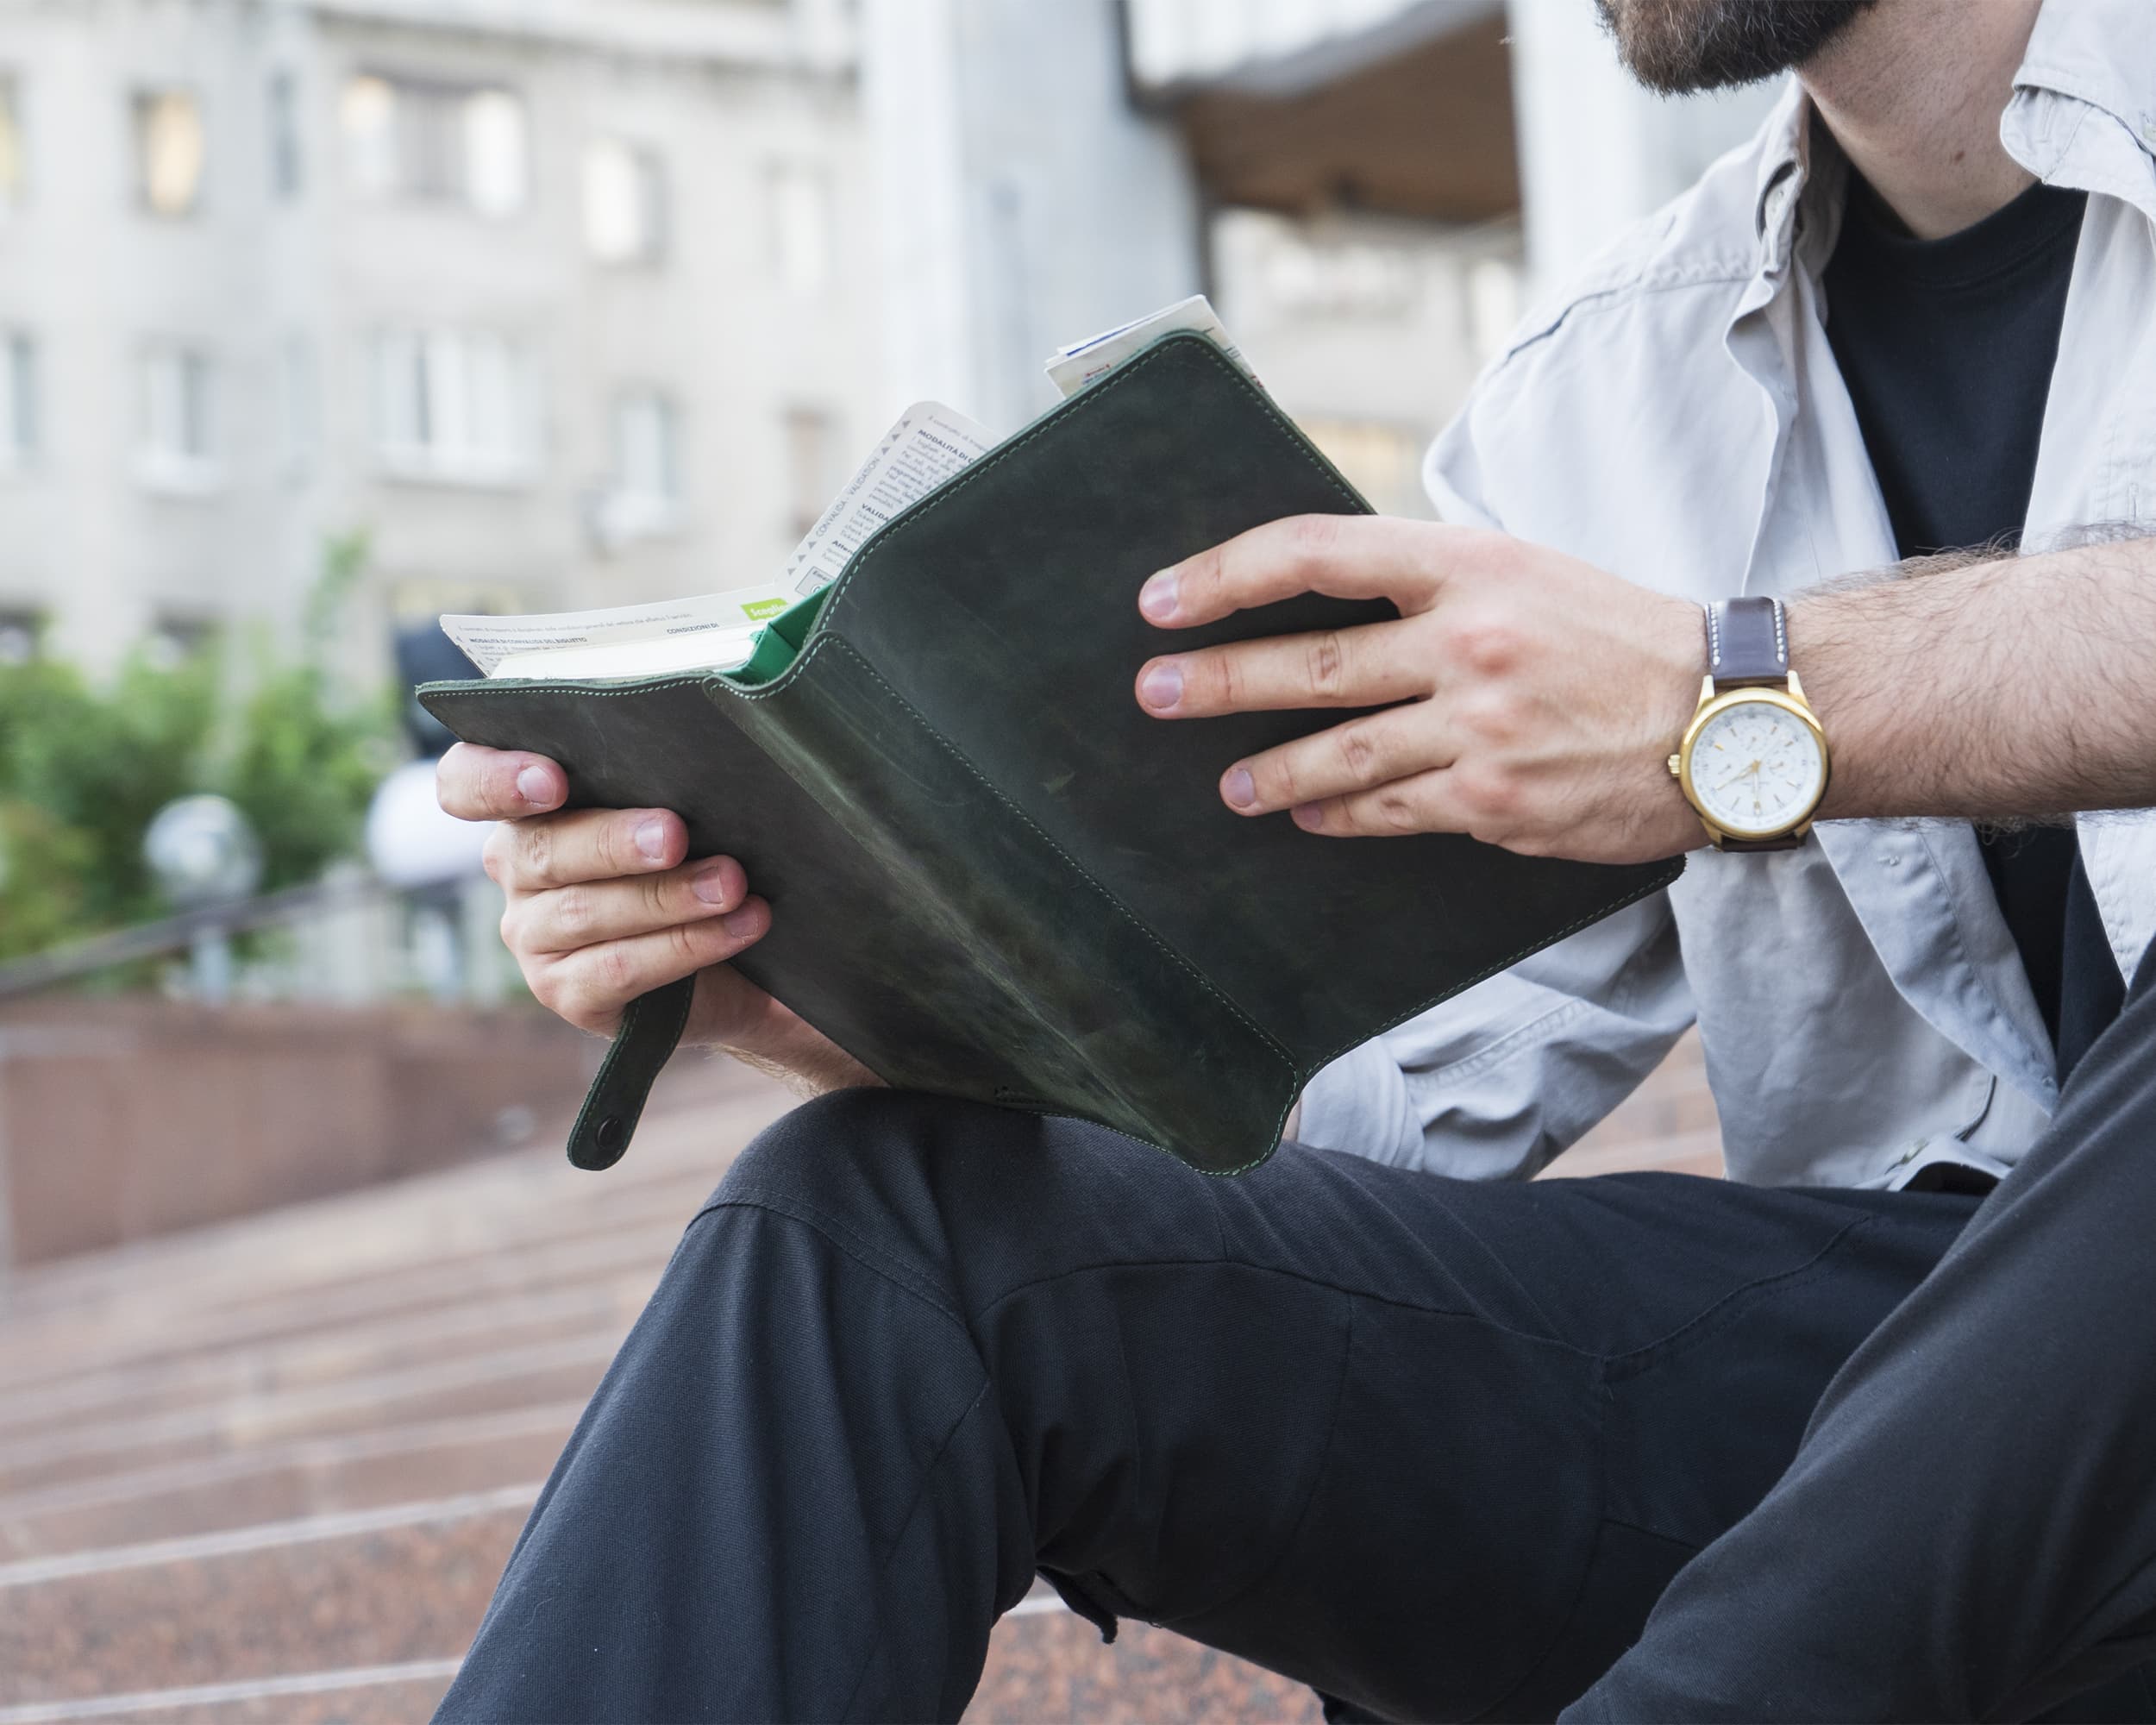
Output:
[0,0,872,679]
[0,0,1779,679]
[1123,0,1776,516]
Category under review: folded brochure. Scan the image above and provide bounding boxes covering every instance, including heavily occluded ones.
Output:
[441,296,1255,683]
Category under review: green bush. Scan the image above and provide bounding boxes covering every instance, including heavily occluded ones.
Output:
[0,652,221,934]
[0,535,397,961]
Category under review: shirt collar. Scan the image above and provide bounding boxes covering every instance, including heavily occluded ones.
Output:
[1749,0,2156,269]
[1751,78,1811,248]
[2011,0,2156,154]
[2004,0,2156,223]
[1750,78,1846,283]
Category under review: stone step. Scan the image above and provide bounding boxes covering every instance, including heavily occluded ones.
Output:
[0,1661,462,1725]
[0,1075,775,1327]
[0,1215,686,1401]
[0,1334,614,1498]
[0,1487,537,1708]
[0,1402,583,1561]
[0,1271,655,1444]
[0,1132,710,1321]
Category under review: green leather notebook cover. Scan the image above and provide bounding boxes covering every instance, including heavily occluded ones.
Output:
[420,335,1681,1176]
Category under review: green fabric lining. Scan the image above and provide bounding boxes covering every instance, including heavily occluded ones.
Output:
[730,586,833,687]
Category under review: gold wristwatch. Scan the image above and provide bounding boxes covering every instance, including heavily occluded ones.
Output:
[1668,596,1829,851]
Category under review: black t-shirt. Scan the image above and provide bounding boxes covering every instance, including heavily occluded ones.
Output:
[1822,172,2122,1081]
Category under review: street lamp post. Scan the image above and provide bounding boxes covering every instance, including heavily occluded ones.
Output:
[142,794,263,1004]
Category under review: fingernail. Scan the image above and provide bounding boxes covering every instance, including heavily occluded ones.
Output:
[635,818,670,862]
[516,765,555,806]
[1292,803,1325,831]
[722,905,761,938]
[1138,661,1183,712]
[1138,570,1179,622]
[691,863,733,906]
[1223,767,1256,809]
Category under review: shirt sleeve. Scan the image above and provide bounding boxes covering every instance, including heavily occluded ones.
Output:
[1295,894,1695,1179]
[1293,391,1697,1180]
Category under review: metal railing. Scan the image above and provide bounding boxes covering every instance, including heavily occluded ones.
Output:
[0,871,511,1006]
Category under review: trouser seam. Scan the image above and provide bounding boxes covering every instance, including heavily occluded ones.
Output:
[2003,1547,2156,1720]
[834,1377,998,1725]
[697,1188,969,1331]
[975,1255,1596,1356]
[1469,1371,1634,1724]
[1593,1513,1702,1553]
[1600,1213,1882,1378]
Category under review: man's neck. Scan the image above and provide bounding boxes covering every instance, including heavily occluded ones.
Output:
[1799,0,2046,239]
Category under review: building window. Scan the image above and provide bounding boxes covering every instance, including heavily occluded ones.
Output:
[267,70,303,199]
[767,162,830,294]
[373,328,535,484]
[611,389,680,506]
[0,77,25,213]
[590,387,681,549]
[582,137,666,266]
[137,345,218,492]
[342,74,528,217]
[145,613,215,670]
[135,89,205,217]
[278,336,315,480]
[0,333,34,470]
[782,408,834,539]
[0,609,39,665]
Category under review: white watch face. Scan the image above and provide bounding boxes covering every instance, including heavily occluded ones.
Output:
[1689,699,1827,837]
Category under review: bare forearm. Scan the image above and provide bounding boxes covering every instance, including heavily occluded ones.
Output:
[1793,531,2156,824]
[719,1038,884,1101]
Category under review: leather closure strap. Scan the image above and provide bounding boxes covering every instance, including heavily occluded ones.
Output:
[565,975,696,1170]
[1705,595,1789,688]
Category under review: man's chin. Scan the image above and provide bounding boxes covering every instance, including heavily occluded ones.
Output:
[1594,0,1877,95]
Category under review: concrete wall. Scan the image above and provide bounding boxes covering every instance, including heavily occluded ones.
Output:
[1505,0,1780,293]
[0,996,609,1267]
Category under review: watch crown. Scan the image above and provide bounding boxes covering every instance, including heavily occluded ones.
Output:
[1667,753,1682,777]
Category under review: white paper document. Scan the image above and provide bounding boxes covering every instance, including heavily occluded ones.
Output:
[781,402,994,596]
[442,586,799,681]
[1043,294,1253,397]
[444,402,990,682]
[445,296,1252,681]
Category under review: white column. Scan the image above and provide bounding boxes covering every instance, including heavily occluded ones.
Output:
[862,0,1203,431]
[1506,0,1779,293]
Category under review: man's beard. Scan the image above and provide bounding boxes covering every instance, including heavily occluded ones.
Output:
[1593,0,1877,94]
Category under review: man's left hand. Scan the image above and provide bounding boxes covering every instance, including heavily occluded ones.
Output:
[1133,516,1708,865]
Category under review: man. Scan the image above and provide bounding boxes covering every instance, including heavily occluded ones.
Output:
[432,0,2156,1716]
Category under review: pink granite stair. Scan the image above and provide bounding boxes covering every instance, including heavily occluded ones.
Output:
[0,1038,1720,1722]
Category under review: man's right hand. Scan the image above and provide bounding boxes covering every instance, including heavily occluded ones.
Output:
[436,743,879,1097]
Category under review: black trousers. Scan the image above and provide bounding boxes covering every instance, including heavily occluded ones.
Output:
[436,963,2156,1723]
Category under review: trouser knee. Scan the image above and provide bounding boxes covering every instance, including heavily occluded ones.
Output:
[711,1088,1049,1307]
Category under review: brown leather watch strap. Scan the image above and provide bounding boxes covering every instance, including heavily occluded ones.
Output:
[1705,595,1789,689]
[1718,829,1803,852]
[1701,596,1804,851]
